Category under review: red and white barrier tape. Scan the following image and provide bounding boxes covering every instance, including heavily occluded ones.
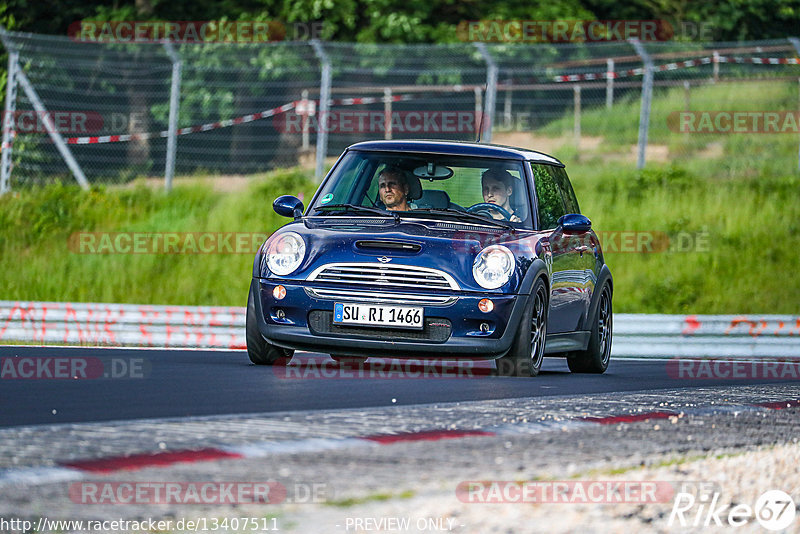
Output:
[63,94,417,145]
[1,130,16,151]
[720,56,800,65]
[553,55,799,82]
[329,94,416,106]
[65,101,297,145]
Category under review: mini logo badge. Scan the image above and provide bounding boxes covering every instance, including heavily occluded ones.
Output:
[377,256,392,263]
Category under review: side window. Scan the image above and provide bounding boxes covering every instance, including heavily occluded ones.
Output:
[549,167,580,214]
[531,164,566,230]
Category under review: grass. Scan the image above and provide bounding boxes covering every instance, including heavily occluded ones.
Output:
[566,161,800,313]
[542,80,800,178]
[1,81,798,314]
[0,163,797,314]
[0,169,318,306]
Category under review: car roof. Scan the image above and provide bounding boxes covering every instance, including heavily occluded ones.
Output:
[347,140,565,167]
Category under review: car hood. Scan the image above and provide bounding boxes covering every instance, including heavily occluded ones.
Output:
[256,217,548,293]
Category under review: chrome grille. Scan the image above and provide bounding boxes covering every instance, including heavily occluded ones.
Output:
[307,263,460,291]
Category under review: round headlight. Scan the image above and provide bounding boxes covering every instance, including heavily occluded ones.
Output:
[473,245,515,289]
[266,232,306,276]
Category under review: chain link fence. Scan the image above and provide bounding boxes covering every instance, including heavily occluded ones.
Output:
[1,28,799,192]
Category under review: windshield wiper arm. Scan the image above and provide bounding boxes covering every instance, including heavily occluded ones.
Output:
[314,203,400,223]
[410,208,514,232]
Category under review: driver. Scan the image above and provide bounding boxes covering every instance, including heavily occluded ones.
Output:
[481,169,521,222]
[378,166,414,211]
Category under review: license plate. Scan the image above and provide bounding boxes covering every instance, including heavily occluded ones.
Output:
[333,302,424,330]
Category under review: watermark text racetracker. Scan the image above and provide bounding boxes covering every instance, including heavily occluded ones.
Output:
[70,230,711,255]
[0,357,149,380]
[458,20,672,43]
[667,358,800,380]
[457,480,675,503]
[274,359,490,379]
[453,230,710,255]
[68,20,325,43]
[276,110,479,134]
[1,111,104,135]
[69,232,270,254]
[668,111,800,134]
[69,481,328,504]
[457,20,715,43]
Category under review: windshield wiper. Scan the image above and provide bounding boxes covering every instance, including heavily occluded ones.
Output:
[409,208,515,232]
[314,203,400,223]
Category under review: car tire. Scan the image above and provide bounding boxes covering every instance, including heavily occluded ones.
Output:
[495,278,548,377]
[567,284,612,374]
[246,290,293,365]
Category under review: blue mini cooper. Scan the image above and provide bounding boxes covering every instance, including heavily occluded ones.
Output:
[247,140,612,377]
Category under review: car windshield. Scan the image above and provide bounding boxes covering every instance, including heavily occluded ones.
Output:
[309,150,533,229]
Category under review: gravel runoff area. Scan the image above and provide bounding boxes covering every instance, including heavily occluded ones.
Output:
[1,383,799,533]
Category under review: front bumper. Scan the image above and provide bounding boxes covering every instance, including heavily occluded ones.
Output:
[250,278,529,359]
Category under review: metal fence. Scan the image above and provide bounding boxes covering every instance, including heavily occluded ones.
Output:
[2,300,799,360]
[1,28,800,192]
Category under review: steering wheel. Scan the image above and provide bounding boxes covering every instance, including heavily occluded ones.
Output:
[467,202,514,221]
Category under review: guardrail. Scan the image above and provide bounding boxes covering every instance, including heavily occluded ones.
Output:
[613,314,800,359]
[1,301,798,358]
[0,301,245,349]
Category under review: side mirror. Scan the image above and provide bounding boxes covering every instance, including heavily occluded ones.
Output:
[558,213,592,233]
[273,195,304,219]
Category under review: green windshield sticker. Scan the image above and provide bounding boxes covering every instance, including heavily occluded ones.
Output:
[320,193,333,204]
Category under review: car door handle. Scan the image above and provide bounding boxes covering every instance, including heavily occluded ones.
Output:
[575,246,590,255]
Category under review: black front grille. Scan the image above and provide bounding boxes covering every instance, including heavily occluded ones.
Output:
[356,240,422,252]
[308,311,451,342]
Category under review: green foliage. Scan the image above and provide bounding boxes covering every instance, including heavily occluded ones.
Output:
[6,0,797,43]
[541,80,800,178]
[0,168,317,305]
[569,163,800,314]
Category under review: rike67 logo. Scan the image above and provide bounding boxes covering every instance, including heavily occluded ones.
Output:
[669,488,796,530]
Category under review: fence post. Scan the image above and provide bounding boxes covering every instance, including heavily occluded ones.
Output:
[0,50,18,194]
[683,80,691,141]
[503,81,512,130]
[162,41,181,193]
[15,60,90,189]
[301,89,310,151]
[629,39,654,170]
[712,51,720,83]
[384,87,392,140]
[311,40,331,182]
[683,80,691,111]
[789,38,800,172]
[573,85,581,148]
[475,43,497,143]
[606,58,614,109]
[474,87,482,138]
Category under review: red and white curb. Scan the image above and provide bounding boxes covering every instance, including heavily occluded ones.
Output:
[2,400,798,488]
[553,55,800,82]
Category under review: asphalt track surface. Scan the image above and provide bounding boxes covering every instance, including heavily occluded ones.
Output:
[0,345,790,427]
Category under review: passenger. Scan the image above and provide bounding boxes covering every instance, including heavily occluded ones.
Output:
[481,169,521,222]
